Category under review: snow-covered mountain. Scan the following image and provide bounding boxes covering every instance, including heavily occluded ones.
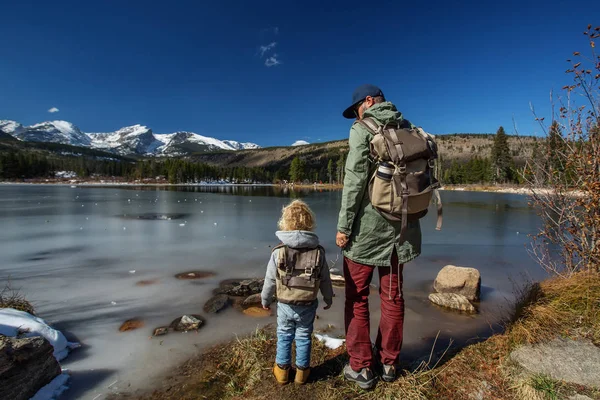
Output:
[0,120,24,135]
[9,120,92,147]
[0,120,261,156]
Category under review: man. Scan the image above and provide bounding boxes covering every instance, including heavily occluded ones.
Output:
[336,84,422,389]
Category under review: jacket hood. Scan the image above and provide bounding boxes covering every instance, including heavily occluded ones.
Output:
[275,230,320,248]
[363,101,404,125]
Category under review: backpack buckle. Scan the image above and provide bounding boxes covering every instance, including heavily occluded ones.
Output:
[428,159,436,168]
[304,267,314,279]
[396,164,407,174]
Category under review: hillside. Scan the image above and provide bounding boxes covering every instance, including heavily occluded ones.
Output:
[191,134,540,169]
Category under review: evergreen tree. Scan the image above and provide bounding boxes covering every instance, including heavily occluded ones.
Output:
[289,156,305,182]
[491,126,511,183]
[327,159,334,184]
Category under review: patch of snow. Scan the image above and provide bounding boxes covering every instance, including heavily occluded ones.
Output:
[0,308,79,361]
[314,333,345,350]
[291,140,310,146]
[29,372,70,400]
[0,119,24,134]
[55,171,77,179]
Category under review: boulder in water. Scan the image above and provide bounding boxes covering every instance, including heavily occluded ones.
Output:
[227,279,264,297]
[433,265,481,301]
[330,273,345,287]
[170,315,204,332]
[428,293,476,313]
[242,293,263,308]
[203,294,230,313]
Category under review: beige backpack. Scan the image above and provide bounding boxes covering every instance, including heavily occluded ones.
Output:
[357,117,443,240]
[273,245,324,305]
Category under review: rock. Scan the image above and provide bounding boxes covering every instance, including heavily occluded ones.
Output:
[330,273,345,287]
[119,318,144,332]
[227,278,264,297]
[510,338,600,388]
[428,293,476,313]
[0,336,62,400]
[242,293,263,308]
[175,271,216,280]
[203,294,230,313]
[214,279,242,295]
[136,279,159,286]
[153,327,169,336]
[433,265,481,301]
[170,315,204,332]
[242,307,271,317]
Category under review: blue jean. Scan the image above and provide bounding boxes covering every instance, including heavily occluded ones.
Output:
[276,301,318,369]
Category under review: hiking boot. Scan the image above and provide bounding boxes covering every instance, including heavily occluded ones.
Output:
[381,364,397,382]
[273,363,290,385]
[343,364,376,390]
[294,366,310,385]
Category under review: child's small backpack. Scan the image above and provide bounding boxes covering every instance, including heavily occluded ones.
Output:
[272,244,324,305]
[357,117,443,240]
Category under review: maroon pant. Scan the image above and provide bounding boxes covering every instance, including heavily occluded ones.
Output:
[344,251,404,371]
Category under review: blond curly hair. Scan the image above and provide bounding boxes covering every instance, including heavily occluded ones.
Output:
[277,200,315,231]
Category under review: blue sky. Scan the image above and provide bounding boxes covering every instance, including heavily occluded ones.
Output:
[0,0,598,147]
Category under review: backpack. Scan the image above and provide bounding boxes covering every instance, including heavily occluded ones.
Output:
[272,244,324,306]
[357,117,443,240]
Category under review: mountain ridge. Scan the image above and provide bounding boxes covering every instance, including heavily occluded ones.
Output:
[0,119,261,157]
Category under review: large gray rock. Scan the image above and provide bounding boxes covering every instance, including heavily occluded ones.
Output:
[510,338,600,388]
[203,294,230,313]
[170,315,203,332]
[434,265,481,301]
[428,293,476,313]
[0,335,62,400]
[226,279,264,297]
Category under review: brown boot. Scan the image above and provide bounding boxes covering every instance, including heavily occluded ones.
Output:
[273,363,290,385]
[294,366,310,385]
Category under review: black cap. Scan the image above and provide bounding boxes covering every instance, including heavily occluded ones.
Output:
[342,84,385,119]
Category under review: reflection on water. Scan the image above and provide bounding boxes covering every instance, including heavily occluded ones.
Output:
[0,184,546,399]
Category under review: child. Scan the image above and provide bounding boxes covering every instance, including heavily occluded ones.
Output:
[261,200,334,385]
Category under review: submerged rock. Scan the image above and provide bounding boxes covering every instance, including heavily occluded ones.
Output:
[510,338,600,388]
[175,271,216,280]
[0,336,62,400]
[242,307,271,317]
[170,315,204,332]
[203,294,230,313]
[136,279,159,286]
[433,265,481,301]
[119,318,145,332]
[153,326,169,336]
[428,293,476,313]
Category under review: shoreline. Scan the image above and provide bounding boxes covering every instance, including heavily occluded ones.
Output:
[0,180,583,197]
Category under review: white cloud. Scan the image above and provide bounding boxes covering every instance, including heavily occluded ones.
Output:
[291,140,309,146]
[265,54,281,67]
[259,42,277,58]
[48,107,59,113]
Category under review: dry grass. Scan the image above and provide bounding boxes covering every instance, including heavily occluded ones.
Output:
[0,280,35,315]
[119,271,600,400]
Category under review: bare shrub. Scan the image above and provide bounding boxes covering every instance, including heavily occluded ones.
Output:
[522,25,600,277]
[0,280,35,314]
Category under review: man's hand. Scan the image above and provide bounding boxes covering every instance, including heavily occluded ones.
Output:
[336,232,349,248]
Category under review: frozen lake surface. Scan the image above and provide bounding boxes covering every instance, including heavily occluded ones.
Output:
[0,184,545,399]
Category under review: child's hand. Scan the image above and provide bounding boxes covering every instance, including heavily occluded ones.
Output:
[262,305,270,310]
[323,304,332,310]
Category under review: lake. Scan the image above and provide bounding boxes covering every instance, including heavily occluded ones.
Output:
[0,184,545,399]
